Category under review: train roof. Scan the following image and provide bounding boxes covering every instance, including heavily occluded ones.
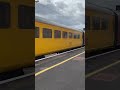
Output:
[86,3,114,15]
[35,15,83,32]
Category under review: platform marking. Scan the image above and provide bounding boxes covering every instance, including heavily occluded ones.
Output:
[86,60,120,79]
[35,51,85,76]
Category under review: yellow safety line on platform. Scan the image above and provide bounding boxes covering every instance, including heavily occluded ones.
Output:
[35,51,85,76]
[86,60,120,79]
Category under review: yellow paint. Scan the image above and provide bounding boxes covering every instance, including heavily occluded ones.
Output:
[35,21,83,56]
[0,0,34,73]
[35,51,85,76]
[86,60,120,78]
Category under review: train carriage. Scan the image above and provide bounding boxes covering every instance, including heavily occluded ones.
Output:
[86,4,115,53]
[35,16,83,57]
[0,0,34,74]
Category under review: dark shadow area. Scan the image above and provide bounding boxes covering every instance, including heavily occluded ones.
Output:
[85,0,120,90]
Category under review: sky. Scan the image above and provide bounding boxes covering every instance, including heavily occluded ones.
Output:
[87,0,120,10]
[35,0,85,30]
[35,0,120,30]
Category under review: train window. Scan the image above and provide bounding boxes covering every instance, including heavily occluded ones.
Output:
[62,31,68,38]
[35,27,39,38]
[101,18,108,30]
[74,34,77,39]
[54,30,61,38]
[92,16,100,30]
[85,16,90,30]
[78,35,80,39]
[0,2,10,28]
[43,28,52,38]
[69,32,73,38]
[18,5,34,29]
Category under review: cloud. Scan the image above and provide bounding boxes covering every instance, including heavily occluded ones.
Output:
[86,0,120,10]
[35,0,85,30]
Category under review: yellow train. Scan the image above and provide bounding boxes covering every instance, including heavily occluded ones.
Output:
[0,0,34,74]
[35,16,84,57]
[86,4,115,53]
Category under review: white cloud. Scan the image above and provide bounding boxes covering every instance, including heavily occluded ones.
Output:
[36,0,85,30]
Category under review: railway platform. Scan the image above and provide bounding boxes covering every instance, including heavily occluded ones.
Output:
[0,75,34,90]
[35,47,85,90]
[86,49,120,90]
[86,62,120,90]
[0,47,85,90]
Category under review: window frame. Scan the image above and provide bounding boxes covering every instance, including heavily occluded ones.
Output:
[101,17,109,30]
[18,5,34,29]
[0,2,10,28]
[62,31,68,38]
[85,15,90,30]
[74,34,77,39]
[54,30,61,38]
[43,28,52,38]
[69,32,73,38]
[35,27,39,38]
[92,16,100,30]
[78,34,80,39]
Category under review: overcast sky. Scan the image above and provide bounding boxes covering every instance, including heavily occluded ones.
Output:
[86,0,120,10]
[35,0,85,30]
